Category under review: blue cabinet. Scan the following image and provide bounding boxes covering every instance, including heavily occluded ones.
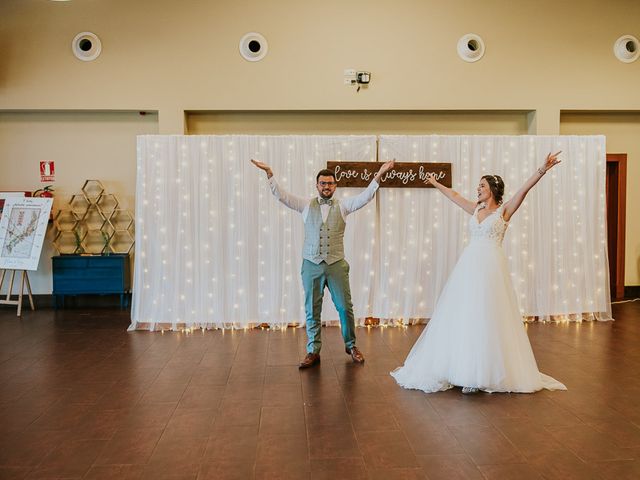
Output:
[52,254,131,308]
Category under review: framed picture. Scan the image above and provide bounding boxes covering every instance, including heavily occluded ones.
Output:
[0,197,53,271]
[0,191,32,220]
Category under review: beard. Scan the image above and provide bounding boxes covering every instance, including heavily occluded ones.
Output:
[319,191,334,199]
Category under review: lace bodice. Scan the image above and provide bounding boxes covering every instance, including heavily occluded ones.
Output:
[469,204,508,245]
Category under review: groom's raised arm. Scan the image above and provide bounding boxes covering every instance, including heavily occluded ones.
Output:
[251,159,307,213]
[341,159,395,216]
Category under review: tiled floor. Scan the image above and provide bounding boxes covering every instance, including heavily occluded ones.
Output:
[1,302,639,479]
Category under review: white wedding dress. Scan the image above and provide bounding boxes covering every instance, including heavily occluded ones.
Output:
[391,205,566,393]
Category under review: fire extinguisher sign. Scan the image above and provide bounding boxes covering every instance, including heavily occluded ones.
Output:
[40,161,55,182]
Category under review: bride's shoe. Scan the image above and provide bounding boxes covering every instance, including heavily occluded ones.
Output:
[461,387,479,394]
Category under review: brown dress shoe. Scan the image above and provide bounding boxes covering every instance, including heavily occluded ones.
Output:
[346,346,365,363]
[299,353,320,369]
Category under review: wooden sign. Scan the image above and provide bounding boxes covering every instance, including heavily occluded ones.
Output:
[326,162,452,188]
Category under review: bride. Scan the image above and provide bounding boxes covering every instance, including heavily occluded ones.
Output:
[391,152,567,394]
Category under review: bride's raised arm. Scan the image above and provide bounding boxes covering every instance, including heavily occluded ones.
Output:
[426,174,476,215]
[502,151,561,222]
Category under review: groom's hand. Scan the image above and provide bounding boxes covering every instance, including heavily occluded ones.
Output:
[251,159,273,178]
[374,158,395,183]
[380,159,395,174]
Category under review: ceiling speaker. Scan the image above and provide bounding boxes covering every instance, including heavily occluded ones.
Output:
[239,32,268,62]
[613,35,639,63]
[72,32,102,62]
[457,34,485,63]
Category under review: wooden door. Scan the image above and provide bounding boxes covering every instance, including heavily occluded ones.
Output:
[606,154,627,300]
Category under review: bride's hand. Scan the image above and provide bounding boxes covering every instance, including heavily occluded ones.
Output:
[541,151,562,173]
[425,172,438,186]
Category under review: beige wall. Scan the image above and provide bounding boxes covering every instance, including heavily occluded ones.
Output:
[0,111,158,210]
[1,0,639,290]
[2,0,639,118]
[187,111,531,135]
[561,113,640,285]
[0,111,158,293]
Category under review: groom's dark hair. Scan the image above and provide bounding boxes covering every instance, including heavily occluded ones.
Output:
[316,169,336,182]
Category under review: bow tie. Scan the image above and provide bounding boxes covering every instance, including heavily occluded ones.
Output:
[318,198,333,206]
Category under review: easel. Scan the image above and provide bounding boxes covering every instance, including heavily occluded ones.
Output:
[0,269,35,317]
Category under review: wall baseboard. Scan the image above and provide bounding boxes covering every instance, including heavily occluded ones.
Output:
[29,294,131,310]
[624,286,640,299]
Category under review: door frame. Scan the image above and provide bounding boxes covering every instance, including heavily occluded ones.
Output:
[606,153,627,299]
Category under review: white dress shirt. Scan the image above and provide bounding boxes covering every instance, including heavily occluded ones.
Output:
[268,177,380,222]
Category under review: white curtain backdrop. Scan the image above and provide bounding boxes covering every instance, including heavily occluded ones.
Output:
[130,134,611,331]
[130,135,377,331]
[376,135,611,323]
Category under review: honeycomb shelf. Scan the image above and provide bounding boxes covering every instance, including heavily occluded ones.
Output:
[51,180,134,255]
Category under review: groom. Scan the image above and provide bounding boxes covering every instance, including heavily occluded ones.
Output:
[251,158,395,368]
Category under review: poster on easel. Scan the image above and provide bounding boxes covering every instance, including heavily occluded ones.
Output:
[0,191,31,220]
[0,197,53,271]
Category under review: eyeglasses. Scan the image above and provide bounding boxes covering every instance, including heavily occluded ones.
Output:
[318,181,337,187]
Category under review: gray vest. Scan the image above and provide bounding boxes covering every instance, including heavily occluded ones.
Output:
[303,198,346,265]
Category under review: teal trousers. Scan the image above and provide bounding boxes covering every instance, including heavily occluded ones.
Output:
[301,258,356,354]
